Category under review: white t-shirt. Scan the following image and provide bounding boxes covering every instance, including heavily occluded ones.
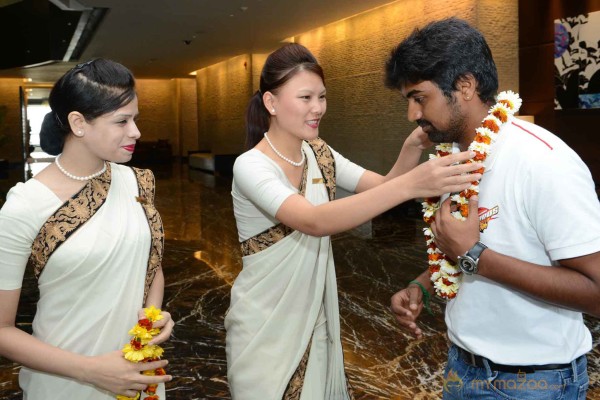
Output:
[446,118,600,364]
[232,140,366,242]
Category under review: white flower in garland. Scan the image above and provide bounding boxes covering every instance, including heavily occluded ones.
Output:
[422,91,521,300]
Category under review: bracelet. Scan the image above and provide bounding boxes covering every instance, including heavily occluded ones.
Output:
[408,280,433,315]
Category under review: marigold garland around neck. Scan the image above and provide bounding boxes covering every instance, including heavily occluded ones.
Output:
[116,306,166,400]
[422,91,522,300]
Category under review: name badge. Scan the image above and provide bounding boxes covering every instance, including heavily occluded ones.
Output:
[312,178,324,184]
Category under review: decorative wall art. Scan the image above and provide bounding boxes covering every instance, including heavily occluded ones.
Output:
[554,11,600,109]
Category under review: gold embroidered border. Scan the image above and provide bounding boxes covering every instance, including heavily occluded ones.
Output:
[307,137,336,202]
[240,140,336,257]
[132,167,165,303]
[282,338,312,400]
[30,164,112,279]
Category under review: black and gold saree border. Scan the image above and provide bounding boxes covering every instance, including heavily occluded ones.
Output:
[29,163,112,279]
[132,167,165,303]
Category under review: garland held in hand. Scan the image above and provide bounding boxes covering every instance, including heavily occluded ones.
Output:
[422,91,522,300]
[117,306,166,400]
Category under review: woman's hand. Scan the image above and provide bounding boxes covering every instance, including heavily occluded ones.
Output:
[137,309,175,346]
[82,351,171,397]
[405,151,482,198]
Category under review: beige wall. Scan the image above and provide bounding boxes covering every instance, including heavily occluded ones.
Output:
[196,54,252,155]
[295,0,518,173]
[0,79,25,162]
[193,0,518,171]
[136,78,198,157]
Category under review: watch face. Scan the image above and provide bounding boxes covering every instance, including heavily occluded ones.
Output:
[459,256,477,274]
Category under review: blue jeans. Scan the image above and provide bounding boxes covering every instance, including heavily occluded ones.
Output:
[443,344,589,399]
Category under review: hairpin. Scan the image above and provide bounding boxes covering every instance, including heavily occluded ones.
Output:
[74,60,94,70]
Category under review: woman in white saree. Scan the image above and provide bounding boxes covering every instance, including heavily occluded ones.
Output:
[225,44,483,399]
[0,59,174,400]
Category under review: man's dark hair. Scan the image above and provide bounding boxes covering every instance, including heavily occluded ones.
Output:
[385,17,498,103]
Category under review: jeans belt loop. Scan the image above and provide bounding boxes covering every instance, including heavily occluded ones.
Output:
[470,352,477,366]
[571,358,579,383]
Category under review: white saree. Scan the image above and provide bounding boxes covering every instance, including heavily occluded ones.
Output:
[226,140,358,400]
[0,163,164,400]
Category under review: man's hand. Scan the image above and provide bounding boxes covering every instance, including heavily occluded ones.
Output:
[390,284,425,339]
[405,126,434,150]
[431,196,480,260]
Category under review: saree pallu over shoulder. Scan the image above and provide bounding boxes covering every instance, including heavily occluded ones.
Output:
[29,164,164,302]
[306,137,336,201]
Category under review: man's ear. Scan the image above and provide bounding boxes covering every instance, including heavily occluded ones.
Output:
[457,74,477,101]
[67,111,86,137]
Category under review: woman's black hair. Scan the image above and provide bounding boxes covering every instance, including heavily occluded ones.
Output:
[40,58,136,155]
[245,43,325,149]
[385,17,498,104]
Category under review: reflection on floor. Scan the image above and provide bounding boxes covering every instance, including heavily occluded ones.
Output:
[1,162,599,399]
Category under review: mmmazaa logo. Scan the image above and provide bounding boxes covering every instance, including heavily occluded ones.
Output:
[443,370,463,393]
[478,206,499,232]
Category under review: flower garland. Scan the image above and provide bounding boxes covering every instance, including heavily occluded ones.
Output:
[422,91,522,300]
[117,306,166,400]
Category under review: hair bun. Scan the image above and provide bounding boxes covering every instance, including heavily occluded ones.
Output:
[39,112,65,156]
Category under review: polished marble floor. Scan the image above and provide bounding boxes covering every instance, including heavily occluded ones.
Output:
[0,161,599,399]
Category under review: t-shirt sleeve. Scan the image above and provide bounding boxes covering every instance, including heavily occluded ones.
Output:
[0,185,39,290]
[329,146,366,193]
[525,148,600,261]
[233,152,298,217]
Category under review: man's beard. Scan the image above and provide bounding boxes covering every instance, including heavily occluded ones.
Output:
[417,100,467,144]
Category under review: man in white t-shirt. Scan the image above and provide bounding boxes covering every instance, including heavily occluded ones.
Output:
[386,18,600,399]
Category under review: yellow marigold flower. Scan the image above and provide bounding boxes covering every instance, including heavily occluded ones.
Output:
[116,394,140,400]
[142,344,165,359]
[128,325,153,341]
[144,306,164,322]
[122,344,146,363]
[143,369,157,376]
[148,328,161,336]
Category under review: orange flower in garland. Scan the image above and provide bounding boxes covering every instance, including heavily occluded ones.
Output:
[116,306,166,400]
[422,91,521,300]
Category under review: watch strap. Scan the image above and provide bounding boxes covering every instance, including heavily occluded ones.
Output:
[467,241,488,260]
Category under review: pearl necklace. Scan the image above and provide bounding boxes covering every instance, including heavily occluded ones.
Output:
[55,154,107,181]
[264,132,305,167]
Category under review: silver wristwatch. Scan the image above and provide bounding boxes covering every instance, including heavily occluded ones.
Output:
[457,241,487,275]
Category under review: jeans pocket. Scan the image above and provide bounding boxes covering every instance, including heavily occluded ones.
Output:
[487,370,565,400]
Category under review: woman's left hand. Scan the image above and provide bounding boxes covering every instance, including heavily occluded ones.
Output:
[137,309,175,345]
